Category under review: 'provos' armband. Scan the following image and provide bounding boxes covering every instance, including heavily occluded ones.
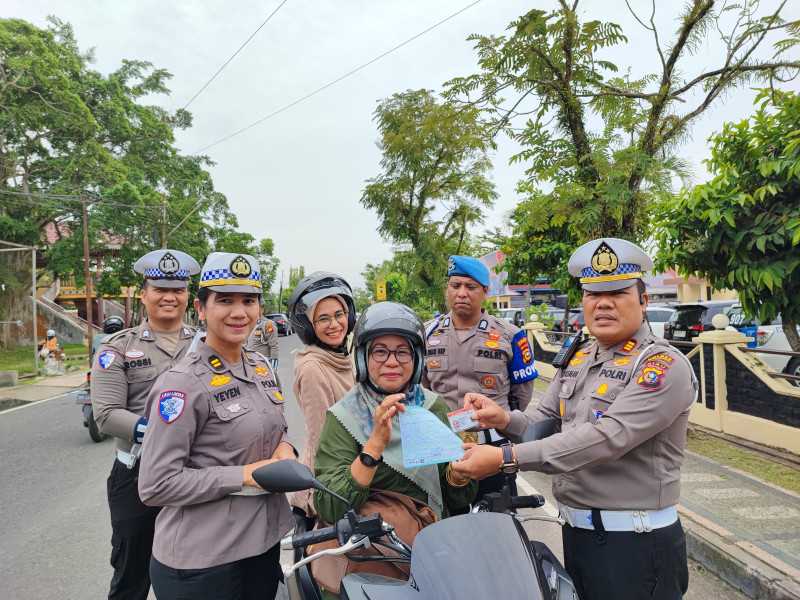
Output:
[509,330,537,383]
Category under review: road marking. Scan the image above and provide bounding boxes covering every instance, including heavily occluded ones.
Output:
[517,474,559,517]
[290,349,298,354]
[0,393,70,415]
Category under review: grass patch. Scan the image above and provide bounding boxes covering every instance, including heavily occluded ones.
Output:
[0,343,89,375]
[686,429,800,495]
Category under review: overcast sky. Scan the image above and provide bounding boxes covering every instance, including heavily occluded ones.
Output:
[6,0,797,292]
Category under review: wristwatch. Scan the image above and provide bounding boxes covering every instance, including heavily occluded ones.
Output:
[500,443,519,474]
[359,450,383,468]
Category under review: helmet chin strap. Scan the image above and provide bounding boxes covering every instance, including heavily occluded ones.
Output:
[313,339,349,355]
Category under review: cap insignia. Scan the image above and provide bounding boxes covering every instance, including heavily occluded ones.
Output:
[230,255,252,278]
[448,257,455,273]
[591,242,619,274]
[159,252,180,275]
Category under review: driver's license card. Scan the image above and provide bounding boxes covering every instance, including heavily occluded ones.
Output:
[447,407,477,432]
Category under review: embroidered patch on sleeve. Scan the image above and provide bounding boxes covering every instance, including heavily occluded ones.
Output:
[637,365,665,390]
[159,390,186,423]
[508,331,537,383]
[98,349,116,370]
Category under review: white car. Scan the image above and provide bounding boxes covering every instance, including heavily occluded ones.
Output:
[645,307,675,338]
[755,323,800,381]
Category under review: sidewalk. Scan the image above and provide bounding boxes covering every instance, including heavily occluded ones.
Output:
[0,369,88,410]
[524,389,800,600]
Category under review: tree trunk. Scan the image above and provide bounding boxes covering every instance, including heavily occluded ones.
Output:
[783,318,800,353]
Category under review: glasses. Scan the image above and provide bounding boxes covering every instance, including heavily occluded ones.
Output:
[313,310,348,327]
[369,347,414,364]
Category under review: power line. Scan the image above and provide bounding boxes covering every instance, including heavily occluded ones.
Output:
[183,0,290,110]
[191,0,484,155]
[0,189,162,211]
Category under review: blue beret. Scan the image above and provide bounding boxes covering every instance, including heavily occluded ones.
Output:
[447,255,490,287]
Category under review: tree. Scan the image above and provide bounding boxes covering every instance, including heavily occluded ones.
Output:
[656,89,800,351]
[0,18,278,321]
[361,260,407,304]
[360,89,497,311]
[446,0,799,255]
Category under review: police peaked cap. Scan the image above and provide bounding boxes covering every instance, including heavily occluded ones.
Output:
[199,252,262,293]
[568,238,654,292]
[134,249,200,288]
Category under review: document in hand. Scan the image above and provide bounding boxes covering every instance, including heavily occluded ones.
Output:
[398,406,465,468]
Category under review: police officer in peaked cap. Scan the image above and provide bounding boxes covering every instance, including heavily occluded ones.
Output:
[92,248,200,600]
[138,252,295,600]
[453,238,697,600]
[422,255,538,505]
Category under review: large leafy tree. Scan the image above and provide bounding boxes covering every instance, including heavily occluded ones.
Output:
[360,89,497,311]
[0,18,278,321]
[657,89,800,351]
[446,0,799,265]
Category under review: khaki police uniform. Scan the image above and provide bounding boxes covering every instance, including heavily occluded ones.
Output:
[499,238,697,600]
[91,248,200,600]
[93,323,196,456]
[246,318,278,359]
[422,309,537,414]
[138,340,295,570]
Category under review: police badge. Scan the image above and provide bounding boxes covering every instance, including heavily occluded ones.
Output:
[230,255,252,278]
[158,252,180,275]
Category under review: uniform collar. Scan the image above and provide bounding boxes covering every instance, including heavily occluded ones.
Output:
[137,319,194,341]
[593,321,653,361]
[442,308,488,330]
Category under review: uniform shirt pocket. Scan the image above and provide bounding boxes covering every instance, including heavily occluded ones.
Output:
[212,402,260,451]
[557,379,576,422]
[587,383,618,423]
[126,365,157,384]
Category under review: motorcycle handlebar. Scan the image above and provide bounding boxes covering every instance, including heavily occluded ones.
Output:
[510,494,545,510]
[289,524,338,549]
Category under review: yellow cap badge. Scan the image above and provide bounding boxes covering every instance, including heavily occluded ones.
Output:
[230,255,252,278]
[210,375,231,387]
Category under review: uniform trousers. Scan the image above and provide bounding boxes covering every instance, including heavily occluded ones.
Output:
[149,543,282,600]
[561,518,688,600]
[107,459,161,600]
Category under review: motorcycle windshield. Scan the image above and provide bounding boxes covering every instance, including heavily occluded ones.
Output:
[360,512,544,600]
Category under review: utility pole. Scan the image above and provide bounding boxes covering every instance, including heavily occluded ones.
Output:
[161,193,168,249]
[277,270,284,312]
[82,193,94,361]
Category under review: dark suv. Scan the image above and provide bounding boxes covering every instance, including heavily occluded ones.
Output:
[663,301,737,342]
[266,313,293,336]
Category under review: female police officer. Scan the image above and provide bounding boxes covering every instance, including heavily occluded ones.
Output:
[138,252,296,600]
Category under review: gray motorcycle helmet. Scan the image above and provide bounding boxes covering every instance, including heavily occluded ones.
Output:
[103,316,124,334]
[288,272,356,345]
[353,302,426,391]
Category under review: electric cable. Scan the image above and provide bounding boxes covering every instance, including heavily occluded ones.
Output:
[191,0,483,155]
[183,0,289,109]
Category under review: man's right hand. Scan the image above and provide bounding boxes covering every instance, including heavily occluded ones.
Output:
[463,393,511,430]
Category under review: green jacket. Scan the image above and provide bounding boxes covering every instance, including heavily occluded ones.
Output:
[313,396,477,525]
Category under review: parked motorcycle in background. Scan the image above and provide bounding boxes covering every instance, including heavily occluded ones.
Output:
[76,371,108,443]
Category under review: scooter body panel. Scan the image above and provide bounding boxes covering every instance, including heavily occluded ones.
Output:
[354,512,545,600]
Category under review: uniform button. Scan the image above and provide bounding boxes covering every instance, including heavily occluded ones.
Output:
[557,480,563,487]
[243,403,249,409]
[262,408,267,413]
[632,511,639,517]
[645,525,652,532]
[641,511,648,517]
[609,393,616,399]
[147,373,154,379]
[221,411,228,417]
[190,353,197,358]
[635,525,643,532]
[590,368,596,373]
[248,383,255,388]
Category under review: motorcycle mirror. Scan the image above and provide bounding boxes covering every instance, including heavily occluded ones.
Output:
[253,460,318,493]
[252,460,355,515]
[521,418,561,443]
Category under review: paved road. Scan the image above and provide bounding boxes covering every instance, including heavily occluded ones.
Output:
[0,333,746,599]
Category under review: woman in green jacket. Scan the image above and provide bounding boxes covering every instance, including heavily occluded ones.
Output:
[313,302,477,526]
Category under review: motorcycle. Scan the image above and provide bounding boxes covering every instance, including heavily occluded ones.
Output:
[76,371,108,443]
[255,419,576,600]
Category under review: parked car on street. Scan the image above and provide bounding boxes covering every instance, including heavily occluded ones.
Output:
[266,312,293,336]
[725,304,762,348]
[645,307,675,338]
[663,300,737,342]
[499,308,526,328]
[754,323,800,384]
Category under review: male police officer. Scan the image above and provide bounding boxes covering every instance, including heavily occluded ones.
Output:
[422,255,537,498]
[246,312,279,368]
[453,238,696,600]
[92,249,200,600]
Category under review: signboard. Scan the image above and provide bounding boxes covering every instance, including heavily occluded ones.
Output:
[376,281,387,301]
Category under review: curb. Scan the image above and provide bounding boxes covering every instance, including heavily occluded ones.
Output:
[682,514,800,599]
